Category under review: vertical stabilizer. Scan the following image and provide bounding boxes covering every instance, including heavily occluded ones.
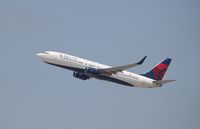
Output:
[141,58,172,80]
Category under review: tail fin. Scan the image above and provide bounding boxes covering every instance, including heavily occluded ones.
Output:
[141,58,172,80]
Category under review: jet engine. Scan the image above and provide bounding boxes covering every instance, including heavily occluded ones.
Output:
[73,72,90,80]
[84,67,100,76]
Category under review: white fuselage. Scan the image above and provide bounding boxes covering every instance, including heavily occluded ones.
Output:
[37,51,159,88]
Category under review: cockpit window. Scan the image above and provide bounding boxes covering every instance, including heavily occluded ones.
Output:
[43,51,49,54]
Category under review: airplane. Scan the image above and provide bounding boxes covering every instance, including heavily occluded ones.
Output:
[36,51,175,88]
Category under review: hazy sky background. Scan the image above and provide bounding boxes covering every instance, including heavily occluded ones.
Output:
[1,0,200,129]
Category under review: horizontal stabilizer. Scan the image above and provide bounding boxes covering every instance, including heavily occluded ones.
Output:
[153,80,176,85]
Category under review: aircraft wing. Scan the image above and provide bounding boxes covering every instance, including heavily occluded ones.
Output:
[99,56,147,75]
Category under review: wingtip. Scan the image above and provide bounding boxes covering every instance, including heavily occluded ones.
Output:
[137,56,147,65]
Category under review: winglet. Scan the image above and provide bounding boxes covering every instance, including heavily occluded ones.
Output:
[137,56,147,65]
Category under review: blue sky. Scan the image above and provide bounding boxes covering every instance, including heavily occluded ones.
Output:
[1,0,200,129]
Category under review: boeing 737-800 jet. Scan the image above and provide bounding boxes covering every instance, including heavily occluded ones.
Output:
[36,51,175,88]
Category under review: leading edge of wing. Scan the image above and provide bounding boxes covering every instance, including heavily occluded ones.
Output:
[99,56,147,75]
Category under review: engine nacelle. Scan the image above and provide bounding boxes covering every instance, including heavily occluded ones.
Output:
[73,72,90,80]
[84,67,100,76]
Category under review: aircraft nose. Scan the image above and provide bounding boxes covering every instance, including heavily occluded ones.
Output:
[36,53,43,58]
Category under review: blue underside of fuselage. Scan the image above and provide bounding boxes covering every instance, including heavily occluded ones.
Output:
[44,62,134,87]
